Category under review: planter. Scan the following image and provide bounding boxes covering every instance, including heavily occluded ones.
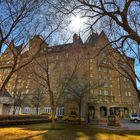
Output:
[108,116,120,126]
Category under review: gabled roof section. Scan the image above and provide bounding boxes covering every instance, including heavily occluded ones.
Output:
[85,32,99,45]
[99,31,109,42]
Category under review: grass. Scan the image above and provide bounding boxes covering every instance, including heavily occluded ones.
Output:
[0,123,140,140]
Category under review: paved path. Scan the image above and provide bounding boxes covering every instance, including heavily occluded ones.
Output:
[91,119,140,130]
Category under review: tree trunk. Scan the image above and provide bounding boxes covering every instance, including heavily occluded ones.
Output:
[79,97,82,122]
[51,105,56,129]
[0,72,13,95]
[14,105,21,114]
[13,105,17,115]
[36,107,39,115]
[36,100,40,115]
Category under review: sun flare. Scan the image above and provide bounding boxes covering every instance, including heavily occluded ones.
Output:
[70,15,86,32]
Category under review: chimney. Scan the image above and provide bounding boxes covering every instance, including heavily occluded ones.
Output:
[73,33,79,43]
[73,33,83,46]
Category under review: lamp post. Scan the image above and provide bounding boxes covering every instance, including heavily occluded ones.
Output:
[87,52,90,123]
[87,101,90,123]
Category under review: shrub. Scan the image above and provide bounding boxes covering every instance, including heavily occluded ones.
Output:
[0,115,49,126]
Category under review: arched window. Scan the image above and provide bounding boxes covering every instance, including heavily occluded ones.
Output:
[100,106,107,116]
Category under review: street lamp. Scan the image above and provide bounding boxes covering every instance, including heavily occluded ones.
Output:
[87,52,90,123]
[87,101,90,123]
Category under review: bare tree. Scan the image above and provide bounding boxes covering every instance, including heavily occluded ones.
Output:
[55,0,140,98]
[31,86,46,115]
[0,0,41,53]
[0,0,64,95]
[12,82,24,115]
[0,0,41,95]
[27,38,87,128]
[106,46,140,99]
[56,0,140,45]
[67,74,104,121]
[66,77,89,120]
[0,30,56,95]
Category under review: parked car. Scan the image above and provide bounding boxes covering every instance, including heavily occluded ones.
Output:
[129,114,140,122]
[62,115,69,121]
[40,112,50,116]
[41,113,57,121]
[62,114,80,121]
[48,115,58,121]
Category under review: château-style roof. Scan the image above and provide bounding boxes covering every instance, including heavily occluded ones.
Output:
[28,31,107,53]
[85,32,99,45]
[73,33,83,45]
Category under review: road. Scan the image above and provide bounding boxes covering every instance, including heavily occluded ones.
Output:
[120,119,140,130]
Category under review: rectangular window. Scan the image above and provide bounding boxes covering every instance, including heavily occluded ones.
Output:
[118,91,121,96]
[128,92,131,96]
[125,92,128,96]
[103,68,107,72]
[56,107,64,116]
[56,55,59,60]
[24,107,30,113]
[126,78,130,82]
[66,53,68,58]
[90,89,94,94]
[104,75,108,80]
[133,109,136,113]
[26,89,29,94]
[90,66,93,70]
[44,107,51,113]
[98,67,101,71]
[100,98,102,101]
[99,90,102,95]
[104,83,109,87]
[109,69,111,73]
[90,81,93,85]
[99,74,102,79]
[104,90,108,95]
[90,73,93,78]
[124,77,127,81]
[118,85,120,89]
[48,48,52,52]
[102,59,107,64]
[127,85,130,88]
[90,59,93,63]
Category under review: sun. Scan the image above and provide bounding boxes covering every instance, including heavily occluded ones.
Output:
[70,15,86,32]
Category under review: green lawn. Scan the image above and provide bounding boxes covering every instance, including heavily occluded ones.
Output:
[0,123,140,140]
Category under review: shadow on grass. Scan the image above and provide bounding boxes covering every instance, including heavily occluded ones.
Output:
[18,132,46,140]
[11,123,140,140]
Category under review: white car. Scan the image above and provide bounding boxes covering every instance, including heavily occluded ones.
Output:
[129,114,140,122]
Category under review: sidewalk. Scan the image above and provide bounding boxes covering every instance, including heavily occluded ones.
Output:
[89,119,140,130]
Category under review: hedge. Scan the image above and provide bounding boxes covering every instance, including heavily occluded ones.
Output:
[0,115,49,126]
